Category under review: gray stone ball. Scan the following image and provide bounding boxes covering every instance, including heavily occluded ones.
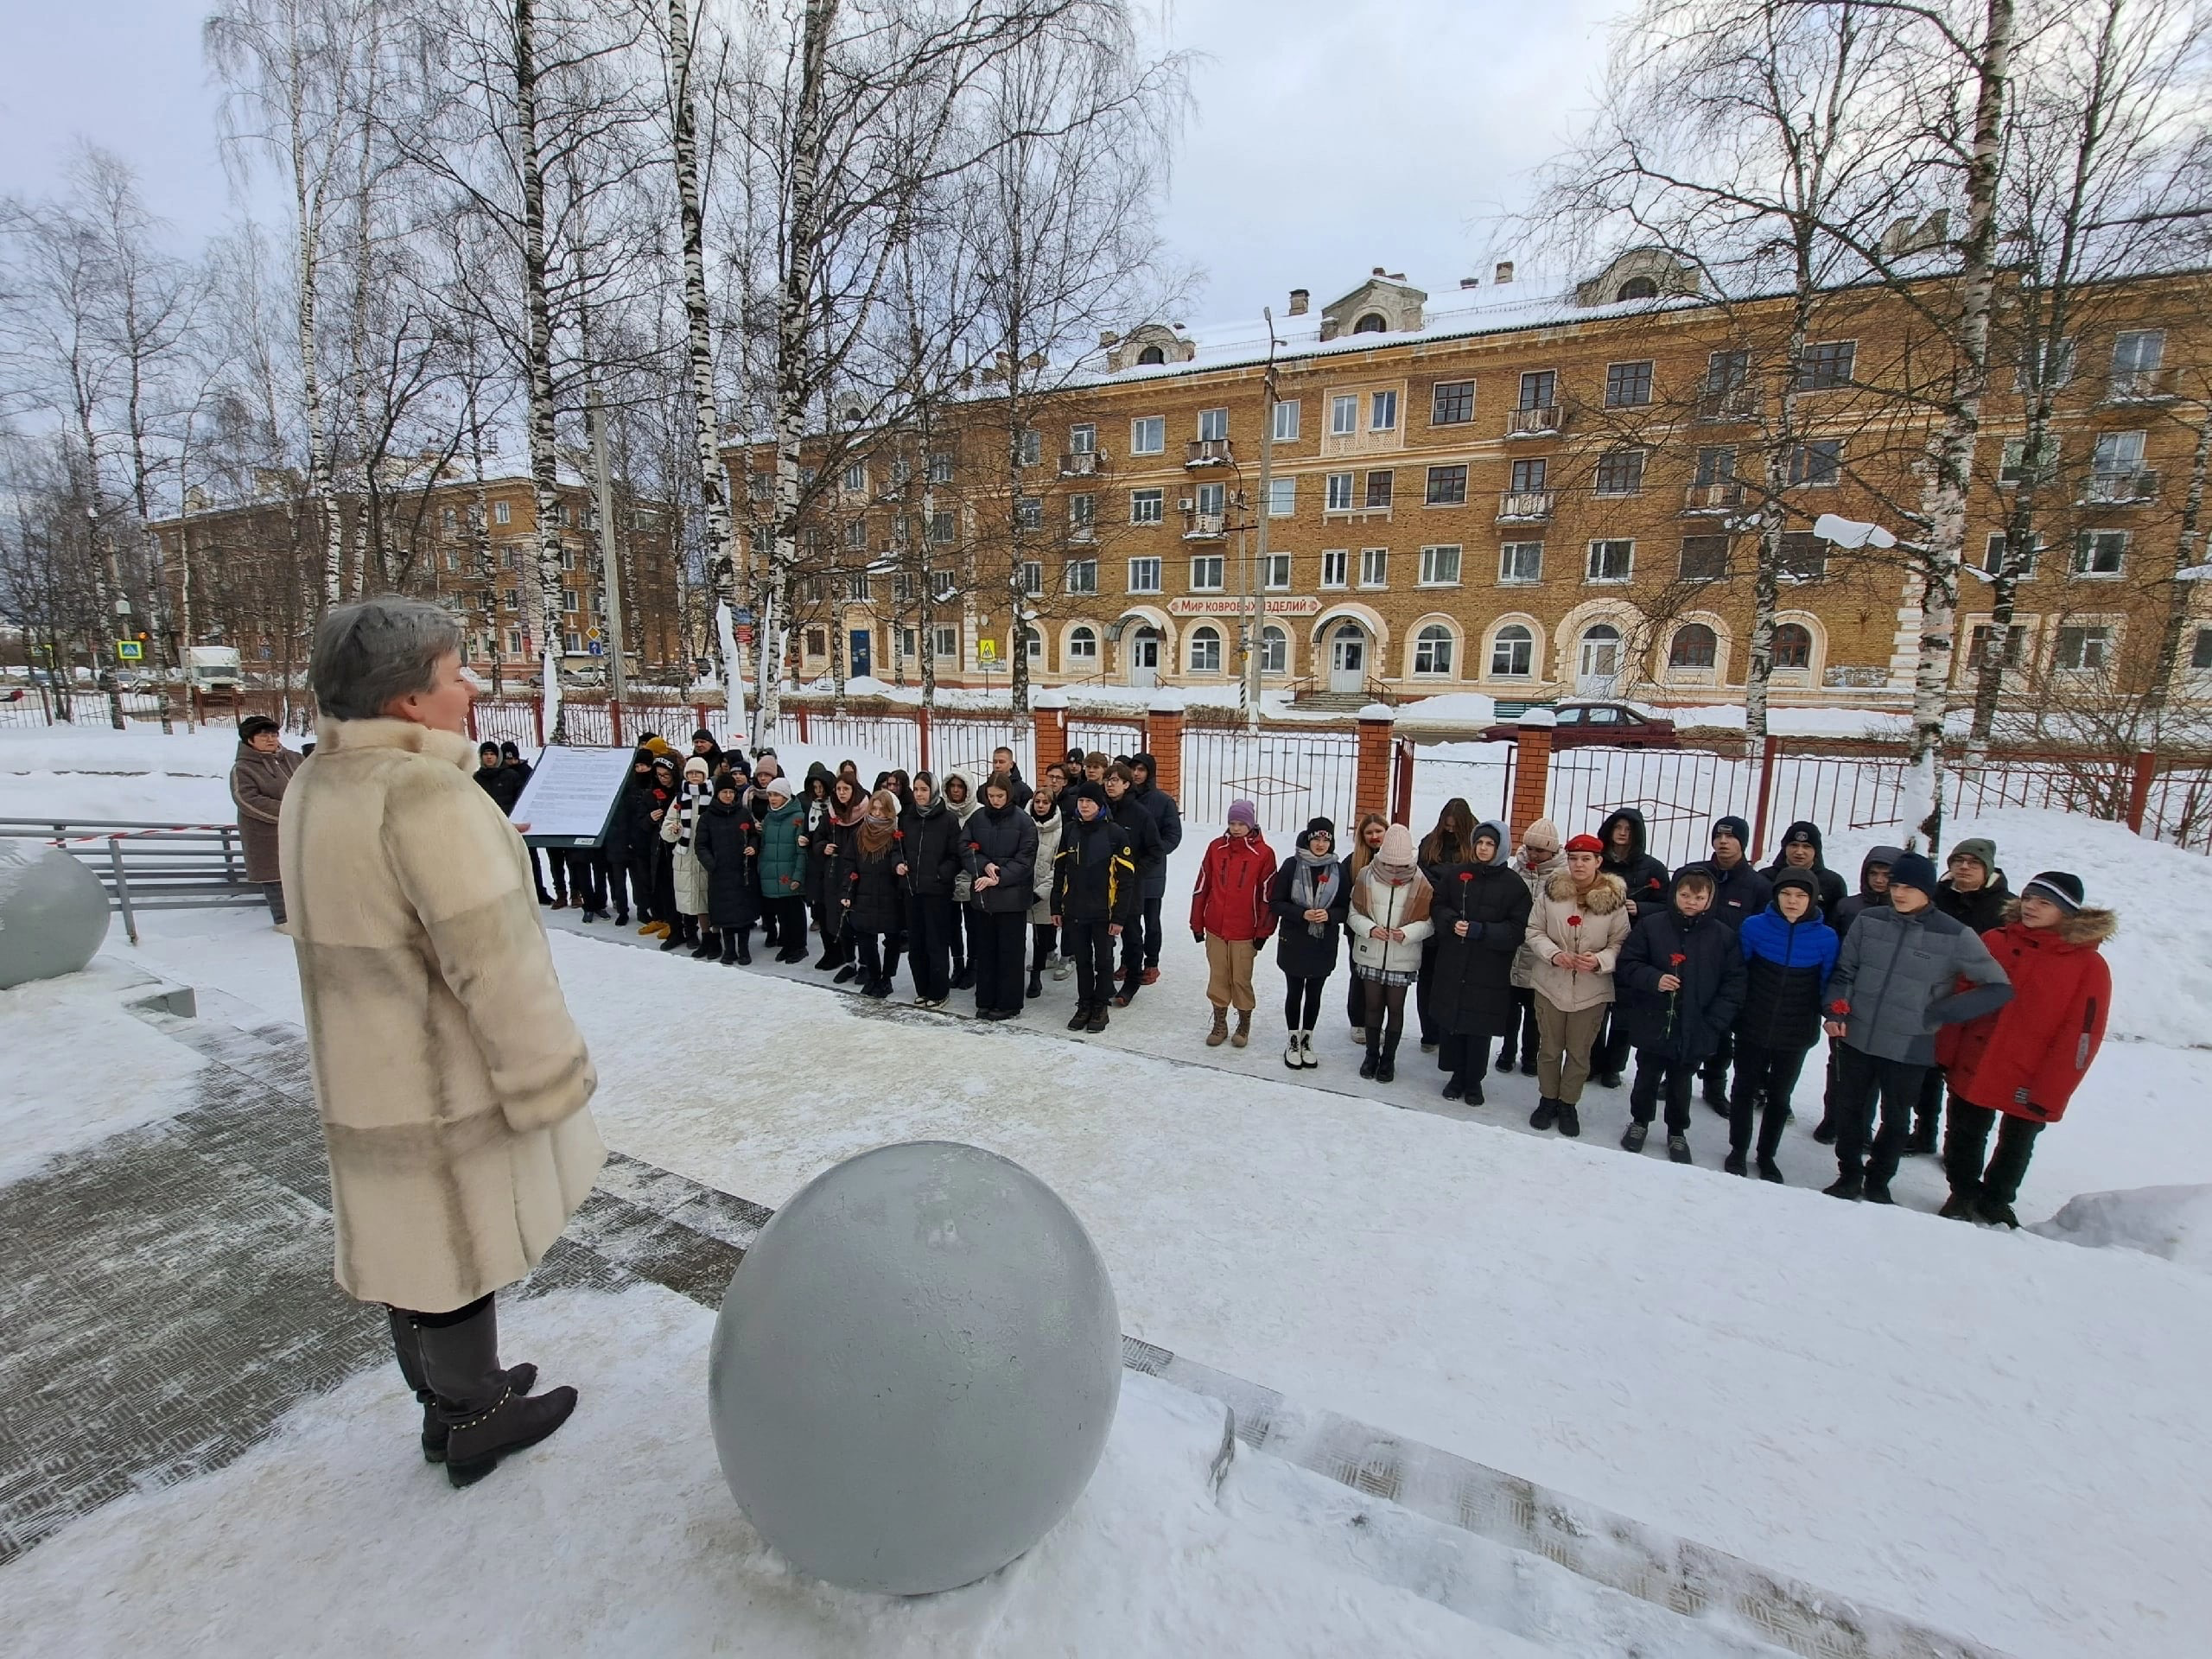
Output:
[709,1141,1122,1595]
[0,841,110,990]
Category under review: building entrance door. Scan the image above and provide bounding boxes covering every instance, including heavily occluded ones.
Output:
[1328,622,1368,694]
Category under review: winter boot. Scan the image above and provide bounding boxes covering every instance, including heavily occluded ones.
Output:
[1905,1116,1940,1158]
[1823,1173,1864,1201]
[1519,1048,1540,1077]
[1497,1041,1516,1072]
[1592,1070,1624,1090]
[1756,1156,1784,1184]
[1621,1121,1649,1153]
[834,962,860,983]
[1939,1192,1978,1221]
[1206,1007,1230,1047]
[950,961,975,991]
[1231,1010,1251,1049]
[735,931,752,966]
[1442,1071,1465,1102]
[691,927,718,961]
[613,909,630,928]
[416,1301,576,1489]
[1376,1037,1398,1084]
[1027,970,1043,1000]
[1051,954,1072,982]
[389,1310,536,1464]
[1861,1180,1896,1205]
[1973,1196,2020,1229]
[1285,1031,1305,1071]
[718,934,738,966]
[1667,1134,1693,1166]
[812,950,837,969]
[1069,1005,1093,1032]
[659,918,687,952]
[1463,1077,1485,1106]
[1554,1100,1581,1138]
[1529,1097,1559,1132]
[1359,1034,1381,1079]
[1724,1148,1749,1176]
[1298,1033,1316,1070]
[1084,1004,1109,1033]
[1811,1116,1839,1145]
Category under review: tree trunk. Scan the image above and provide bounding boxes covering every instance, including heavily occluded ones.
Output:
[512,0,566,743]
[1899,0,2015,852]
[1746,278,1815,819]
[2145,405,2211,744]
[292,119,341,607]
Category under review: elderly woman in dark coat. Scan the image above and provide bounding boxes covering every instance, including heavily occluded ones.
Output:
[1428,819,1535,1104]
[231,713,305,924]
[1268,817,1352,1071]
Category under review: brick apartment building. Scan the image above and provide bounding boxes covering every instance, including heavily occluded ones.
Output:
[727,251,2212,711]
[153,465,687,683]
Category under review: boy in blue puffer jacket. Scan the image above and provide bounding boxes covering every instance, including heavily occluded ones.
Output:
[1729,870,1840,1182]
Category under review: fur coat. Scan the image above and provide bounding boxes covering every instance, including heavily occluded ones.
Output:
[1522,868,1630,1013]
[280,717,602,1313]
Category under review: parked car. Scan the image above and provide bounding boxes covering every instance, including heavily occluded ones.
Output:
[1480,702,1681,749]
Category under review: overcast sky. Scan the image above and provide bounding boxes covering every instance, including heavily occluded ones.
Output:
[0,0,1621,319]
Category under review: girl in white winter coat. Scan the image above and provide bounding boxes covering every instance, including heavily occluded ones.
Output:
[660,756,715,956]
[1348,823,1435,1084]
[1027,785,1066,998]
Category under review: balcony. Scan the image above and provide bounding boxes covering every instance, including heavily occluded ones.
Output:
[1182,510,1228,541]
[2106,367,2174,403]
[2079,468,2160,506]
[1505,404,1560,438]
[1497,490,1556,523]
[1682,481,1746,514]
[1068,523,1096,543]
[1185,437,1235,468]
[1059,449,1101,477]
[1695,386,1758,423]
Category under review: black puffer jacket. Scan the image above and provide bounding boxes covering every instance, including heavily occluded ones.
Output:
[1598,808,1671,918]
[1268,854,1352,980]
[832,828,905,935]
[1761,820,1849,923]
[602,761,656,861]
[962,800,1039,915]
[1427,860,1535,1039]
[473,762,525,815]
[1674,855,1772,931]
[1109,791,1163,890]
[694,796,760,929]
[1128,756,1182,899]
[1611,884,1749,1061]
[1052,810,1140,925]
[898,797,965,898]
[800,782,838,906]
[1833,843,1903,941]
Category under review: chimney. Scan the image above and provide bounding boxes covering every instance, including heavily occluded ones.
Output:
[1098,330,1119,348]
[1459,276,1479,289]
[1287,289,1309,316]
[1388,272,1406,282]
[1371,266,1387,276]
[1494,260,1515,285]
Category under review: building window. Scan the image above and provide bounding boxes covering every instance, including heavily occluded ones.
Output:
[1510,457,1548,493]
[493,499,512,524]
[1359,547,1389,588]
[1681,535,1731,581]
[1131,488,1164,525]
[1605,359,1655,408]
[1325,472,1354,511]
[1262,552,1291,589]
[2190,626,2212,671]
[1321,548,1349,588]
[1261,625,1288,675]
[845,519,867,550]
[1490,625,1535,678]
[1771,623,1813,670]
[1413,625,1455,676]
[506,630,523,653]
[1778,531,1827,581]
[1014,494,1043,530]
[1795,340,1856,390]
[1267,477,1296,518]
[1425,465,1468,505]
[1065,559,1098,594]
[893,571,916,602]
[1273,400,1300,442]
[1694,446,1737,486]
[748,472,773,501]
[1707,350,1750,392]
[801,575,826,604]
[1068,626,1098,662]
[1370,389,1398,431]
[1498,541,1542,584]
[930,511,956,544]
[1195,480,1226,518]
[927,452,953,484]
[1967,623,2028,668]
[931,569,957,599]
[1586,538,1634,582]
[1330,394,1358,435]
[1131,416,1166,455]
[1669,624,1718,670]
[2074,530,2126,575]
[1594,448,1646,495]
[1198,407,1228,442]
[1070,493,1096,533]
[804,627,828,656]
[2055,625,2112,671]
[2113,328,2165,375]
[1069,423,1096,455]
[1431,379,1475,425]
[932,625,960,659]
[846,570,870,602]
[844,461,867,493]
[1190,555,1226,591]
[1363,470,1394,510]
[1128,557,1162,594]
[1518,370,1556,410]
[1020,561,1043,597]
[1419,544,1461,586]
[443,549,461,571]
[1999,436,2059,486]
[1353,312,1389,334]
[560,630,580,653]
[1022,625,1044,663]
[1018,429,1041,467]
[1137,345,1166,365]
[1188,626,1223,671]
[1981,531,2041,579]
[2090,429,2147,486]
[899,626,919,659]
[1786,439,1843,487]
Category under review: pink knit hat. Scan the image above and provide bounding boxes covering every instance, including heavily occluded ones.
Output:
[1377,823,1416,868]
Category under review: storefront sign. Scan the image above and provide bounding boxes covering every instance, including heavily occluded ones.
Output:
[1165,596,1321,617]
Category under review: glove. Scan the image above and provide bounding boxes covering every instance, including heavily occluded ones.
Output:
[1464,919,1484,941]
[1192,928,1205,944]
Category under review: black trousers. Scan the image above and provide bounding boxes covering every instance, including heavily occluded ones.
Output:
[1414,938,1440,1044]
[1729,1039,1809,1157]
[1499,988,1538,1063]
[1283,973,1328,1032]
[1944,1093,2045,1205]
[1630,1051,1695,1132]
[1831,1043,1928,1186]
[971,909,1027,1014]
[601,851,630,918]
[1592,1006,1632,1077]
[1916,1065,1946,1136]
[562,849,605,912]
[1346,944,1370,1031]
[1031,922,1055,979]
[1065,918,1117,1007]
[766,894,805,952]
[1700,1030,1735,1099]
[853,929,888,986]
[261,880,287,925]
[1439,1033,1491,1087]
[532,846,558,899]
[906,892,954,1001]
[1141,892,1165,968]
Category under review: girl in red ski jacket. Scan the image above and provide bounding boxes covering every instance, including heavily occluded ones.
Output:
[1189,800,1275,1048]
[1935,869,2114,1227]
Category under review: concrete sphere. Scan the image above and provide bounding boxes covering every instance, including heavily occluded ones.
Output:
[709,1141,1122,1595]
[0,842,110,990]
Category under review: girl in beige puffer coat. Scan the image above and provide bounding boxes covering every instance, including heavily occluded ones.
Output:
[1521,833,1630,1135]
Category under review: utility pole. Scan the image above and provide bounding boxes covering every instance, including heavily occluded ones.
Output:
[586,381,629,702]
[1249,308,1280,734]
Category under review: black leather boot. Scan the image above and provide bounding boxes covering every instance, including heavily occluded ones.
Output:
[416,1299,576,1489]
[390,1308,538,1465]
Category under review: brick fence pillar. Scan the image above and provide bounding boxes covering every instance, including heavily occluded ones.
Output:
[1030,688,1069,772]
[1356,703,1395,823]
[1144,693,1185,801]
[1509,709,1555,842]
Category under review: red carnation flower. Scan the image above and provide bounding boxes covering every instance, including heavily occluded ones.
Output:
[1669,952,1686,966]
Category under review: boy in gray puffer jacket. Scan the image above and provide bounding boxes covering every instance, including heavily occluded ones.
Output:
[1821,852,2012,1203]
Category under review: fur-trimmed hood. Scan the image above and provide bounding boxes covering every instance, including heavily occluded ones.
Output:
[2000,898,2117,946]
[1543,867,1627,913]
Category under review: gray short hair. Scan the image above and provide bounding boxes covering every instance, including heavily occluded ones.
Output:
[310,597,462,721]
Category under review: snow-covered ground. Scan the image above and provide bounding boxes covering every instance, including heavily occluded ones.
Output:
[6,723,2212,1658]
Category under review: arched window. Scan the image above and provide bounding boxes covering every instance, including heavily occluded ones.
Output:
[1771,623,1813,670]
[1261,625,1288,676]
[1188,625,1222,672]
[1136,345,1166,365]
[1020,625,1044,663]
[1490,624,1535,678]
[1353,312,1389,334]
[1413,624,1455,677]
[1616,276,1660,302]
[1669,623,1718,669]
[1067,625,1098,662]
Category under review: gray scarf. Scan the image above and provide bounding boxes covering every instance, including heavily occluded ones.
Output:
[1291,849,1342,938]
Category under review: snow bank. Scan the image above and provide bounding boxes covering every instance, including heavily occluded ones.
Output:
[1394,691,1499,728]
[2032,1185,2212,1277]
[0,725,243,823]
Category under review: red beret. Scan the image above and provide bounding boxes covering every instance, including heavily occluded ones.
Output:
[1565,834,1605,854]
